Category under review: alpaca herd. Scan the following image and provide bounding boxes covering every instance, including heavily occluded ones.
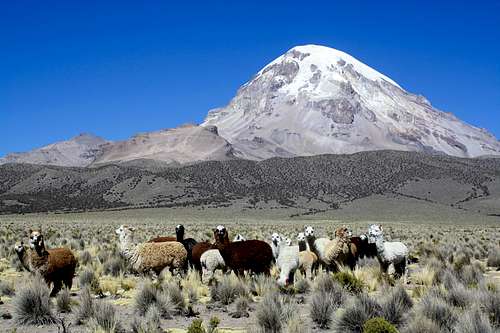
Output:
[13,223,410,296]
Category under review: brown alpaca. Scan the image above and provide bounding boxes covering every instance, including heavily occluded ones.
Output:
[213,225,273,276]
[28,230,78,297]
[148,236,176,243]
[192,242,217,277]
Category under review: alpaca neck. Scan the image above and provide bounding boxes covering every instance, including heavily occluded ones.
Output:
[306,236,317,252]
[374,237,385,255]
[119,235,137,260]
[176,231,184,242]
[17,250,30,270]
[34,241,48,257]
[298,241,308,252]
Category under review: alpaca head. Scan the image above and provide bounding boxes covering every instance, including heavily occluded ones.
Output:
[297,232,306,243]
[115,225,135,242]
[304,226,315,239]
[233,234,246,242]
[14,242,26,257]
[367,224,383,243]
[28,229,45,250]
[214,225,228,244]
[335,226,350,240]
[271,233,282,247]
[285,238,292,246]
[175,224,185,240]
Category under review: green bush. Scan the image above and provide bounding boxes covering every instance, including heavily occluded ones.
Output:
[333,271,364,294]
[363,317,399,333]
[187,319,206,333]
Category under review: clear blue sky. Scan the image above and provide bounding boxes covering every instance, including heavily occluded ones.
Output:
[1,1,499,156]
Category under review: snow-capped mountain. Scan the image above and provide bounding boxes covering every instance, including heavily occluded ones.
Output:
[203,44,500,159]
[92,124,234,166]
[0,133,107,167]
[2,44,499,168]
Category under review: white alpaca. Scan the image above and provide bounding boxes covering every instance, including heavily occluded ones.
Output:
[200,249,225,284]
[367,224,408,281]
[275,241,300,287]
[271,233,282,261]
[304,226,330,268]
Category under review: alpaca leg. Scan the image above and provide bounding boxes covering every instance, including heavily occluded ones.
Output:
[289,270,295,285]
[51,279,63,297]
[63,275,74,291]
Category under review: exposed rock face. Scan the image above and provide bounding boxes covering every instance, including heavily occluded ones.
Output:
[92,124,235,166]
[203,44,500,159]
[0,133,107,167]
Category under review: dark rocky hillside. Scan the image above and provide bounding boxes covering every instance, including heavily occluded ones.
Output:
[1,151,500,216]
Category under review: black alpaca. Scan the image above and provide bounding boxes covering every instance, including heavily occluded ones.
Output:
[175,224,197,269]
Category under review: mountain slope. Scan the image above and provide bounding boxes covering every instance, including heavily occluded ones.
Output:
[0,133,107,167]
[92,124,235,166]
[0,125,235,167]
[203,44,500,159]
[1,151,499,218]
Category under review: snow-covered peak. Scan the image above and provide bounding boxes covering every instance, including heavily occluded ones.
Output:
[204,44,500,159]
[257,44,401,89]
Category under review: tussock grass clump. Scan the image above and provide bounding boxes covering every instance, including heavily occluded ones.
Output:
[252,274,277,296]
[310,291,335,329]
[135,281,159,316]
[454,307,493,333]
[419,294,457,331]
[79,268,100,293]
[131,304,162,333]
[0,280,15,296]
[231,296,250,318]
[314,273,337,293]
[402,315,441,333]
[103,257,126,277]
[56,287,72,313]
[211,275,248,305]
[13,275,55,325]
[88,300,122,333]
[412,265,436,287]
[445,282,472,308]
[164,281,186,313]
[135,280,174,318]
[487,248,500,268]
[255,293,298,333]
[79,250,92,266]
[381,285,413,327]
[335,293,382,332]
[310,277,345,329]
[477,290,500,328]
[294,277,310,294]
[74,287,95,325]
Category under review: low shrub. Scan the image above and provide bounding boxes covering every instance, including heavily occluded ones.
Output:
[333,271,364,294]
[363,317,398,333]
